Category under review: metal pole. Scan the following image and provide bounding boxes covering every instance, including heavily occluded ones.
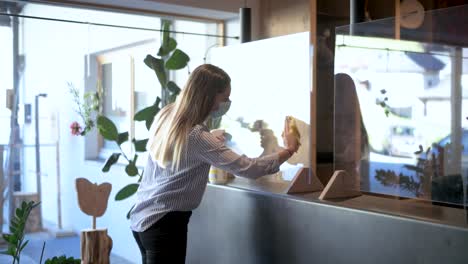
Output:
[8,13,20,228]
[350,0,365,35]
[34,94,46,230]
[449,47,466,221]
[240,7,251,43]
[55,112,62,229]
[0,145,4,235]
[450,47,462,176]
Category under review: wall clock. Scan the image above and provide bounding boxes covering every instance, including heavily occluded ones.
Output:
[400,0,425,29]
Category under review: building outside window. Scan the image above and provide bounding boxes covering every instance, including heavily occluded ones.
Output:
[0,26,12,145]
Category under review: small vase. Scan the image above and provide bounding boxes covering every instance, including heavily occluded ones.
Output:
[209,166,229,185]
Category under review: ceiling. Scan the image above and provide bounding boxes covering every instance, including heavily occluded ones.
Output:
[9,0,241,21]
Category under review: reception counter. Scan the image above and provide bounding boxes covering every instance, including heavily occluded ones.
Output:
[186,177,468,264]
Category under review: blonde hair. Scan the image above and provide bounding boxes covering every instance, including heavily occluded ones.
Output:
[146,64,231,170]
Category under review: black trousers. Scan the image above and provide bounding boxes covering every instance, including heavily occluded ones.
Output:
[132,211,192,264]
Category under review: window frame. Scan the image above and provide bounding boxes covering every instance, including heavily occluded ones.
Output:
[85,39,156,163]
[84,19,226,165]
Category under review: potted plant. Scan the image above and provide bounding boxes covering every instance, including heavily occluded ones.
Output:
[0,201,80,264]
[95,20,191,217]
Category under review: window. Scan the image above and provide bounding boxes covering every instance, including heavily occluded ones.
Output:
[0,26,12,144]
[88,40,161,164]
[133,44,161,141]
[86,20,220,166]
[99,52,133,151]
[332,5,468,228]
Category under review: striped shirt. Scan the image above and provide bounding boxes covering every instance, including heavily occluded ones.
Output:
[130,124,280,232]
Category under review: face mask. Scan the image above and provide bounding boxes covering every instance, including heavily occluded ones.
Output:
[210,100,231,118]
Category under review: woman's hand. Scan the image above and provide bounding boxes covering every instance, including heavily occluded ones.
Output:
[211,129,226,142]
[282,117,300,154]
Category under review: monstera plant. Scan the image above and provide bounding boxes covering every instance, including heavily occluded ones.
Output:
[96,21,190,210]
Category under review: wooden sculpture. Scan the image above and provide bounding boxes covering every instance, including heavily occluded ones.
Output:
[75,178,113,264]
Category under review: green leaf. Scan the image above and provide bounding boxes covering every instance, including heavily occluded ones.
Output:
[117,132,129,146]
[32,201,40,208]
[166,81,181,95]
[165,49,190,70]
[139,172,143,182]
[158,37,177,57]
[2,234,11,243]
[44,255,81,264]
[10,234,18,244]
[125,162,139,177]
[133,139,148,152]
[9,247,16,255]
[168,93,178,104]
[3,248,14,256]
[11,218,19,227]
[20,240,29,251]
[17,223,25,234]
[144,55,167,87]
[154,97,161,107]
[1,200,40,261]
[115,184,139,201]
[161,21,171,51]
[97,115,119,141]
[16,208,23,218]
[102,153,121,172]
[126,204,136,220]
[134,105,158,122]
[146,118,155,130]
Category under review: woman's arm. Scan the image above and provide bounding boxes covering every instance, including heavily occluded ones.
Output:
[192,125,298,179]
[278,148,295,164]
[193,128,281,179]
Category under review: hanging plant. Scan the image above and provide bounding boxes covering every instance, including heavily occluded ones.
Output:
[68,81,103,136]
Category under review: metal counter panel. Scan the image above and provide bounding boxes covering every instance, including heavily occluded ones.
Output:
[187,184,468,264]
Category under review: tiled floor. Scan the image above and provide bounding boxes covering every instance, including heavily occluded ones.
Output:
[0,231,134,264]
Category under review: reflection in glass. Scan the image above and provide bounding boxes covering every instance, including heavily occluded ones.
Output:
[334,17,468,206]
[210,32,311,182]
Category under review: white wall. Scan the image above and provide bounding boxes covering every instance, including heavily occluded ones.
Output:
[19,3,212,261]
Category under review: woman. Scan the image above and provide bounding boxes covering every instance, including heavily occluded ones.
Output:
[130,64,300,264]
